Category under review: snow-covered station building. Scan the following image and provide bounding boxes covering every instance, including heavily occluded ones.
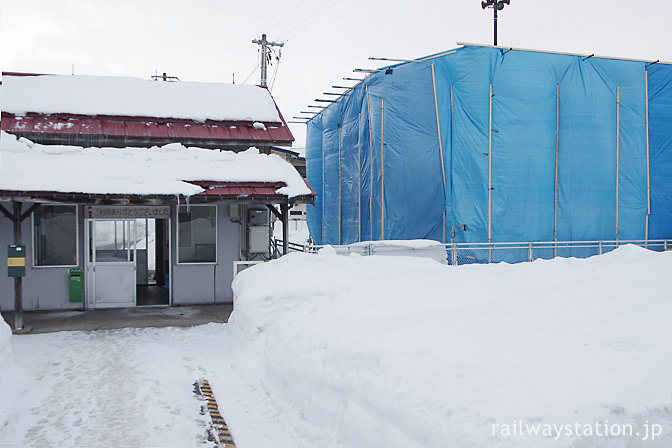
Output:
[0,73,314,314]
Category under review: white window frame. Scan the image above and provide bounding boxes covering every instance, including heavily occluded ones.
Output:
[176,204,218,265]
[32,204,80,268]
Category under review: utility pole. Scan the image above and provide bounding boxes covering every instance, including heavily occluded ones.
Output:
[252,34,284,86]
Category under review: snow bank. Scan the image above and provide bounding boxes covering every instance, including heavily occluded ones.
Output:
[0,131,310,198]
[337,239,448,263]
[0,314,13,387]
[1,75,281,123]
[229,245,672,447]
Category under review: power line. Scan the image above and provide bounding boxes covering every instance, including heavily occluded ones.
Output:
[280,0,344,42]
[266,0,310,35]
[269,48,282,92]
[242,61,261,84]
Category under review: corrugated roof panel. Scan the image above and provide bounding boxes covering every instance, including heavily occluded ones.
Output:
[123,120,147,137]
[77,119,102,135]
[0,114,295,145]
[166,122,191,139]
[188,123,212,140]
[100,120,128,137]
[207,125,231,140]
[145,122,170,138]
[267,125,293,142]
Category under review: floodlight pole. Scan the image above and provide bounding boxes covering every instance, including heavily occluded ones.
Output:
[482,0,509,46]
[493,4,498,46]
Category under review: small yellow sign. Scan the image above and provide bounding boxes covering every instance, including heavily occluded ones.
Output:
[7,257,26,267]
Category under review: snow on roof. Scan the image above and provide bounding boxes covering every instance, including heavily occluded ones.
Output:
[1,75,282,123]
[0,131,310,198]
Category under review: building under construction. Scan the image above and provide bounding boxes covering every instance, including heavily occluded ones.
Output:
[305,43,672,249]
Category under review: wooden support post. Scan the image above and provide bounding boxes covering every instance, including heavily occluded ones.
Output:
[13,201,24,331]
[0,204,15,221]
[280,203,289,255]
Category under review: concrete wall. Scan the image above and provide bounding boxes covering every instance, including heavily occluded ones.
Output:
[0,202,85,312]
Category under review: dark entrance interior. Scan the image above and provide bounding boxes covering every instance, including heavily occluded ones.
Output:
[136,218,170,306]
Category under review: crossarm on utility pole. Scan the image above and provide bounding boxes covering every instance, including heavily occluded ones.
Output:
[251,33,284,86]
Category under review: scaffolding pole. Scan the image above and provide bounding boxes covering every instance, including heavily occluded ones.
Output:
[366,86,374,240]
[554,83,559,257]
[450,84,454,244]
[358,112,362,242]
[488,84,493,244]
[616,86,620,238]
[321,130,326,243]
[338,126,342,245]
[381,98,385,240]
[431,64,447,243]
[645,70,651,244]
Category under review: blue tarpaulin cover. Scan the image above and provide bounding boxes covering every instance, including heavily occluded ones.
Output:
[306,45,672,246]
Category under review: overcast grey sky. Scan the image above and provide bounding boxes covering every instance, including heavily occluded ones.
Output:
[2,0,671,148]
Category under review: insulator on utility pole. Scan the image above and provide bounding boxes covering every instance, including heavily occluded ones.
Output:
[252,33,284,86]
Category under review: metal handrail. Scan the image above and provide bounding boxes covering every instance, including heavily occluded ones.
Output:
[305,239,670,264]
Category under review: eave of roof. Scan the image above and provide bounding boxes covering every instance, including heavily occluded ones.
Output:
[0,72,295,146]
[0,182,315,206]
[0,111,294,147]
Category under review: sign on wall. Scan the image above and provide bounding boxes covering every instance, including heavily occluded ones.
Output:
[85,206,171,219]
[8,245,26,278]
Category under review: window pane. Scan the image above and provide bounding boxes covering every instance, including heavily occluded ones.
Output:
[94,220,133,262]
[34,205,77,266]
[178,206,216,263]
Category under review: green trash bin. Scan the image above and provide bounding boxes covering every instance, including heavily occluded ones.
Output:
[69,268,82,302]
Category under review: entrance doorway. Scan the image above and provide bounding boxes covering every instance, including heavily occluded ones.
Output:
[136,218,170,306]
[85,211,170,308]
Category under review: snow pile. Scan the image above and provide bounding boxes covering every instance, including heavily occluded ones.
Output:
[1,75,281,123]
[0,315,13,386]
[229,245,672,447]
[0,131,311,198]
[333,239,448,263]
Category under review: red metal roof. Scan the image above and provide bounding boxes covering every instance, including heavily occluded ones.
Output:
[191,181,316,199]
[0,73,294,149]
[1,112,294,148]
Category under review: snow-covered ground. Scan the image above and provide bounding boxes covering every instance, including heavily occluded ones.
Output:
[1,245,670,447]
[228,244,672,448]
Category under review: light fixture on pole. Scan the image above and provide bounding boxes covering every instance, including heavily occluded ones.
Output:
[481,0,510,46]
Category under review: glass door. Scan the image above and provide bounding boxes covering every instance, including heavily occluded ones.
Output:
[88,219,137,308]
